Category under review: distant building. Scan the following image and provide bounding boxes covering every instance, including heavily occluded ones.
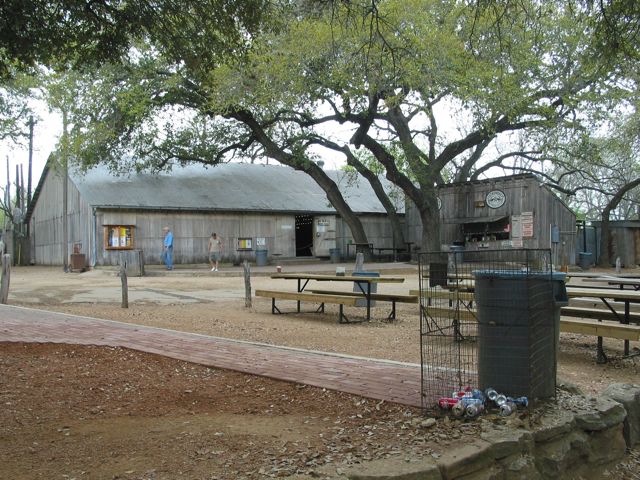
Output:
[405,174,576,268]
[589,220,640,267]
[26,162,404,267]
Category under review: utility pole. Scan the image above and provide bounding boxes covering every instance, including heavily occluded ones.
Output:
[62,109,69,273]
[27,116,34,209]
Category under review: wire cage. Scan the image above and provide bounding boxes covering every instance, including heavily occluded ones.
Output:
[418,248,564,414]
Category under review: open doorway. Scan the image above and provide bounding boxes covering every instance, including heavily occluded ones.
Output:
[295,214,313,257]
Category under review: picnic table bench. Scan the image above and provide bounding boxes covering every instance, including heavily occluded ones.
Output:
[308,289,417,320]
[567,286,640,359]
[260,273,406,323]
[412,287,640,362]
[561,306,640,323]
[421,304,640,342]
[373,247,407,261]
[589,277,640,291]
[255,289,359,323]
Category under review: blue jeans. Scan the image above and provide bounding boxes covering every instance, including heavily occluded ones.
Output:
[163,246,173,270]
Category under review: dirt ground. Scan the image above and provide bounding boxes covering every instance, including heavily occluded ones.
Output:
[1,265,640,479]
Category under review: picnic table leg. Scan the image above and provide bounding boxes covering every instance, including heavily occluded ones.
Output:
[338,304,350,324]
[387,300,396,321]
[297,279,302,312]
[354,280,372,320]
[624,301,630,356]
[597,337,607,364]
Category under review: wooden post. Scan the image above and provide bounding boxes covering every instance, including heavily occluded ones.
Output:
[243,259,252,308]
[119,255,128,308]
[0,254,11,304]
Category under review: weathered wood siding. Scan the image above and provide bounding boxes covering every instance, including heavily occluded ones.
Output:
[596,222,640,267]
[28,167,402,267]
[335,215,402,255]
[405,175,576,266]
[96,211,397,265]
[28,167,94,266]
[95,211,300,266]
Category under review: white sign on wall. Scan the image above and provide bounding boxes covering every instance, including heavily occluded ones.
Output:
[521,211,534,238]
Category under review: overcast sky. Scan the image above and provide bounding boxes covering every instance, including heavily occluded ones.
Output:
[1,101,60,195]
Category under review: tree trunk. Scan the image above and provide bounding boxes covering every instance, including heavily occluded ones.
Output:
[303,163,370,248]
[229,109,372,251]
[419,210,442,253]
[345,155,406,249]
[413,186,441,252]
[598,177,640,267]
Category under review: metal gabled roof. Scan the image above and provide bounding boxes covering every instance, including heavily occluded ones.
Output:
[70,163,404,214]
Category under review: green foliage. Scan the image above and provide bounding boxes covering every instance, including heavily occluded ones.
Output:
[24,0,640,247]
[0,0,275,79]
[0,71,37,144]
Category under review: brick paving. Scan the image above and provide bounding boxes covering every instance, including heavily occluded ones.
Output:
[0,304,421,407]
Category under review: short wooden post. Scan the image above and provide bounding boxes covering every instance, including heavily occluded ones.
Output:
[0,254,11,304]
[119,255,129,308]
[243,259,252,308]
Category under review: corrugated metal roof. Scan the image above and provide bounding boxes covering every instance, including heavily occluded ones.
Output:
[70,163,404,214]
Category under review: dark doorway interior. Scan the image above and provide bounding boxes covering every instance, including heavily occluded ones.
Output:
[295,214,313,257]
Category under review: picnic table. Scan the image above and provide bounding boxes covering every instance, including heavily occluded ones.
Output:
[374,247,407,261]
[566,286,640,361]
[345,243,373,258]
[589,277,640,291]
[260,272,406,322]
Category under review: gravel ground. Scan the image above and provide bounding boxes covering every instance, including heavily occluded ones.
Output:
[1,265,639,479]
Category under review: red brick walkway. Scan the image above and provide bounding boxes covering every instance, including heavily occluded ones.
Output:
[0,305,421,407]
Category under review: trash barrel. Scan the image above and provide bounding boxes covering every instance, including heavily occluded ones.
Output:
[255,249,268,267]
[578,252,592,270]
[329,248,341,264]
[352,271,379,307]
[473,270,567,399]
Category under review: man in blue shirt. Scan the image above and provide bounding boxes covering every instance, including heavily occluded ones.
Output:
[162,226,174,270]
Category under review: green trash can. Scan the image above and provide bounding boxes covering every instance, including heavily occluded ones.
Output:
[473,270,566,399]
[578,252,592,270]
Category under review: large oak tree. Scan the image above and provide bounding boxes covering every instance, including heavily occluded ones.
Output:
[17,1,636,252]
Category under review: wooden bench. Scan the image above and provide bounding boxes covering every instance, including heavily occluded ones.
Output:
[255,289,359,323]
[421,305,640,341]
[410,289,475,309]
[409,289,475,302]
[422,306,477,321]
[414,287,640,362]
[374,247,407,261]
[560,317,640,341]
[308,289,418,320]
[561,306,640,323]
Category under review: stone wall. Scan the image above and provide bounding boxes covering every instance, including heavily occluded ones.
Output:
[344,384,640,480]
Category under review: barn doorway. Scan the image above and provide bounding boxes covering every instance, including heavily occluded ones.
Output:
[295,214,313,257]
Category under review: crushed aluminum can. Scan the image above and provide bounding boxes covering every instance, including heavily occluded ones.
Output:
[451,401,466,417]
[509,396,528,407]
[465,402,484,419]
[499,401,517,416]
